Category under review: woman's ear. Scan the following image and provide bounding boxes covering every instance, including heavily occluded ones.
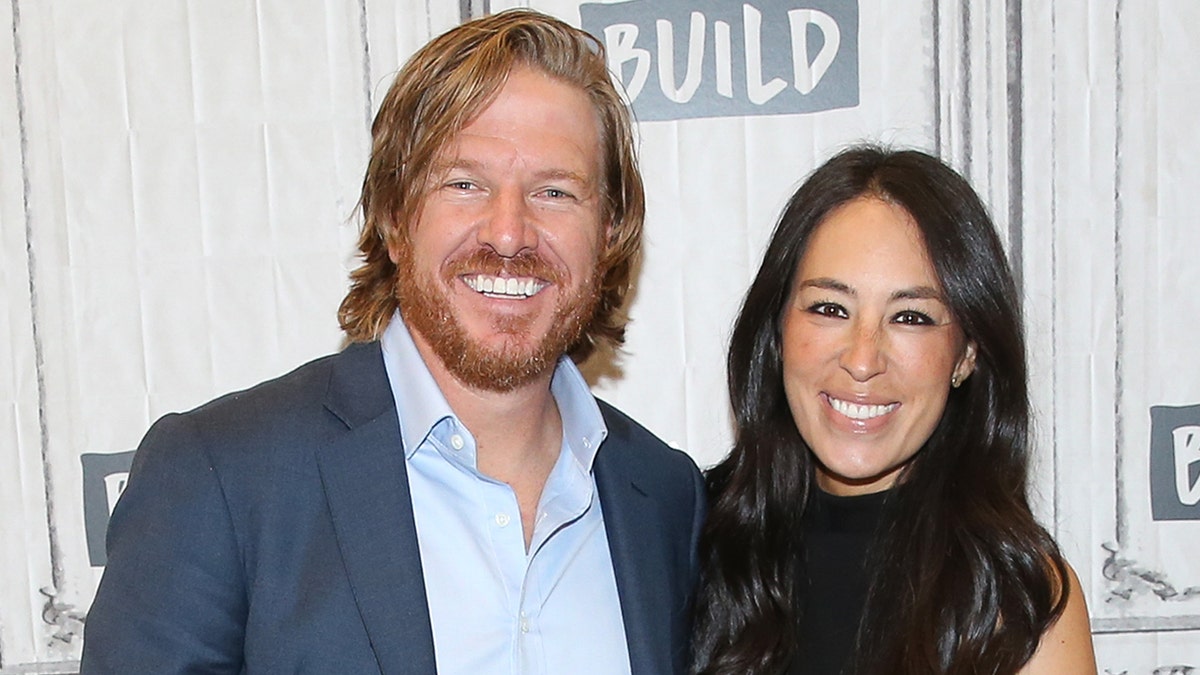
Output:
[952,342,977,388]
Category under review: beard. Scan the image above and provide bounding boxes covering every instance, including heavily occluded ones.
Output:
[394,243,602,393]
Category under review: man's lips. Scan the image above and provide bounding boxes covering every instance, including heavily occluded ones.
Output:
[463,274,547,298]
[446,248,561,300]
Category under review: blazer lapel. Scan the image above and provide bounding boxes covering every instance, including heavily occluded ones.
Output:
[315,342,436,675]
[595,439,673,675]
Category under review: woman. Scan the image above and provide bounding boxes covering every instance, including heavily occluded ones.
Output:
[692,146,1095,674]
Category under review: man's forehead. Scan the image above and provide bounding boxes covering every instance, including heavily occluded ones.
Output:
[429,152,593,180]
[427,129,600,183]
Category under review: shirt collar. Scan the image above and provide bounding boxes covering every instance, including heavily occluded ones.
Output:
[380,312,455,459]
[379,312,607,469]
[550,345,608,472]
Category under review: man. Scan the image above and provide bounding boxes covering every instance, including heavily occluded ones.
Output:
[81,9,705,675]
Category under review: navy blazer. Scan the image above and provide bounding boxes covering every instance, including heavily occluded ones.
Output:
[81,341,706,674]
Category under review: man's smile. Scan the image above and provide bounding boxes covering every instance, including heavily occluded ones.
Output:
[463,274,548,298]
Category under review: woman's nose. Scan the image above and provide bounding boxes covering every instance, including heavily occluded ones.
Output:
[839,322,887,381]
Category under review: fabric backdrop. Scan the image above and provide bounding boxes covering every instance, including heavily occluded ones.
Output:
[2,0,1196,670]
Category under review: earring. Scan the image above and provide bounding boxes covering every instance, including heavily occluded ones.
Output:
[951,374,961,388]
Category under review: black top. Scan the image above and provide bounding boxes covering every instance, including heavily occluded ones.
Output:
[788,488,888,675]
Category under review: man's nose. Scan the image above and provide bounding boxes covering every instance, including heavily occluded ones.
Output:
[477,189,537,257]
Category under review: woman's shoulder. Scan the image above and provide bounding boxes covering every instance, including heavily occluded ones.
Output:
[1018,562,1097,674]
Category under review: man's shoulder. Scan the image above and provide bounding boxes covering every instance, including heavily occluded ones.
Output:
[149,341,386,456]
[594,398,706,581]
[195,342,376,413]
[595,399,700,479]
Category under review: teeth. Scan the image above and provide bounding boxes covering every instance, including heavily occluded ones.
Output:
[829,396,897,420]
[464,275,545,298]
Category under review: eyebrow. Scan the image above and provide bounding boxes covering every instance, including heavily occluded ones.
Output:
[799,277,853,295]
[431,157,478,173]
[534,168,592,185]
[798,277,946,303]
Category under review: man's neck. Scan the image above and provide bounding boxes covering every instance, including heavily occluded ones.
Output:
[410,331,564,548]
[435,366,562,476]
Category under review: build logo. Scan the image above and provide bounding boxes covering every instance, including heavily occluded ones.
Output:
[1150,404,1200,520]
[580,0,859,121]
[81,450,134,566]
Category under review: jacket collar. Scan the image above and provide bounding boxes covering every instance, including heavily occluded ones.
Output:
[594,407,677,675]
[316,341,437,674]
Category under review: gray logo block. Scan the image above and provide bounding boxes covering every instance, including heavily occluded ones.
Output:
[580,0,859,121]
[81,450,136,566]
[1150,404,1200,521]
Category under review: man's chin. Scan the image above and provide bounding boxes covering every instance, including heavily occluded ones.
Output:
[461,324,547,353]
[442,338,558,392]
[405,313,551,388]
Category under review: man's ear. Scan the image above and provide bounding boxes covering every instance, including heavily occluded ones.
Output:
[385,219,405,265]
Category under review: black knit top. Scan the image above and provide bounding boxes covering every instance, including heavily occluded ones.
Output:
[788,488,888,675]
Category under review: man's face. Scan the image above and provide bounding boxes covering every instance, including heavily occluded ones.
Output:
[391,65,609,392]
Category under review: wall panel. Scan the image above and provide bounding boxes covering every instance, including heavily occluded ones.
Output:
[1,0,1197,670]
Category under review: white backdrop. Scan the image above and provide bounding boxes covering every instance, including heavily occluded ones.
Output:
[2,0,1197,671]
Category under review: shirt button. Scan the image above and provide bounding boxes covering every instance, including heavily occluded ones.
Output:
[495,512,511,527]
[582,437,591,449]
[520,619,530,633]
[450,434,464,450]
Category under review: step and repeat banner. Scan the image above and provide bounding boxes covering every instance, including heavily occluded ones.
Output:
[2,0,1196,670]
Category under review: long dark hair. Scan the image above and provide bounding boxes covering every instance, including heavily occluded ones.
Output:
[692,146,1069,674]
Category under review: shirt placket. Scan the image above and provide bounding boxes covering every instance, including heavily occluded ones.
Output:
[516,451,594,675]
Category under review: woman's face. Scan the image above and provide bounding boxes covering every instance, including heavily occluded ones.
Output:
[780,196,976,496]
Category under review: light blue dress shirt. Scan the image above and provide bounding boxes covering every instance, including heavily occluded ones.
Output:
[380,313,632,675]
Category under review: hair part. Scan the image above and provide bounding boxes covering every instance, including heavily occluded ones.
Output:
[693,145,1069,674]
[338,9,645,361]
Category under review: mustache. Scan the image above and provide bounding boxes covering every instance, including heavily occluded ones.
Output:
[444,248,564,284]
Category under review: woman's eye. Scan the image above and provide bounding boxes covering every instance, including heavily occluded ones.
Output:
[893,310,935,326]
[446,180,476,191]
[541,187,571,199]
[807,302,847,319]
